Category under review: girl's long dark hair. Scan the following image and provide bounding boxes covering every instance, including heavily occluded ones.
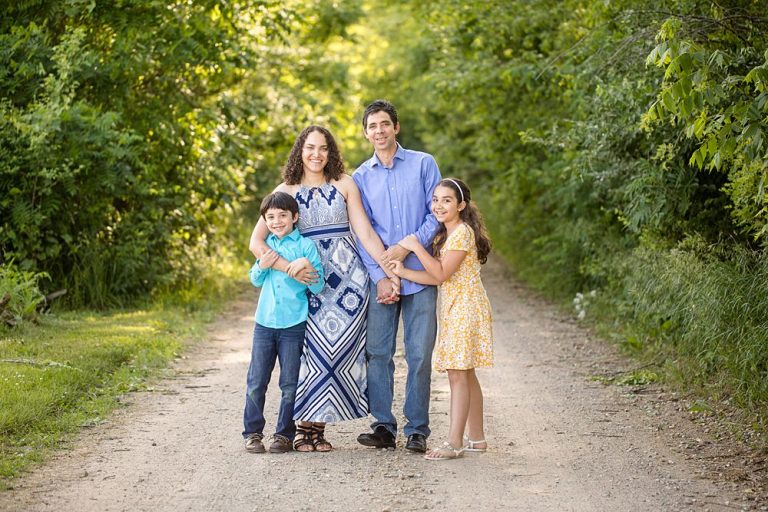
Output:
[282,126,345,185]
[432,178,492,264]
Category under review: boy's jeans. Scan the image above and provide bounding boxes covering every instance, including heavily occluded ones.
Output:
[242,321,305,440]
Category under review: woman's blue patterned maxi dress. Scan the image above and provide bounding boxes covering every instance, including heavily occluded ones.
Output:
[292,182,369,422]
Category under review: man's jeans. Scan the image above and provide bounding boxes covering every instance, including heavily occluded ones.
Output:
[242,321,305,440]
[365,284,437,437]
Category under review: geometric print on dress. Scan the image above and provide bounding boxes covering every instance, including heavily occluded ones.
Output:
[293,292,369,422]
[295,184,338,208]
[325,271,343,290]
[329,238,354,273]
[292,182,370,423]
[336,286,364,316]
[313,306,349,350]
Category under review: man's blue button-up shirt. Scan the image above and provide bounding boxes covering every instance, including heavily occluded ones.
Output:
[249,227,325,329]
[353,143,442,295]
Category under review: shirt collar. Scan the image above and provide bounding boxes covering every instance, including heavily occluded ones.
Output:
[267,227,301,244]
[371,143,405,168]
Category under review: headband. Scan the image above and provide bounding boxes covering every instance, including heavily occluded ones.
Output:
[445,179,464,203]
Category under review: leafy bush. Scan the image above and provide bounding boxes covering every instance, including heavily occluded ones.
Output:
[0,263,47,327]
[1,1,365,308]
[590,239,768,417]
[645,11,768,238]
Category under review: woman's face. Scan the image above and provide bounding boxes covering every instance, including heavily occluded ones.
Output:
[302,130,329,178]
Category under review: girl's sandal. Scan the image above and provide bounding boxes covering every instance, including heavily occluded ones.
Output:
[293,424,315,452]
[424,442,464,461]
[463,436,488,452]
[311,424,333,452]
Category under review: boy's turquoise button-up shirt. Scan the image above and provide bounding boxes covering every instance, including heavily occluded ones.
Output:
[249,227,325,329]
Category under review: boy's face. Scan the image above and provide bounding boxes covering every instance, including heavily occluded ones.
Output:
[264,208,298,239]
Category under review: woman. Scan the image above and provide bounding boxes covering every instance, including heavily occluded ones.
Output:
[249,126,397,452]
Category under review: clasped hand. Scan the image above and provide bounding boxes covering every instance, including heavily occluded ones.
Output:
[379,236,416,266]
[260,251,318,285]
[286,257,319,285]
[387,260,405,277]
[258,249,279,269]
[375,235,420,305]
[375,276,400,304]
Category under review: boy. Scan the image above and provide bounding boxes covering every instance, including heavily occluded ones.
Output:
[243,191,324,453]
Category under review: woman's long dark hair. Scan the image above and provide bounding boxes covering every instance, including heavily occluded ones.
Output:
[432,178,492,264]
[282,126,345,185]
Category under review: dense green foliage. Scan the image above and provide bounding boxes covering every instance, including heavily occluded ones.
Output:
[0,0,364,307]
[0,0,368,482]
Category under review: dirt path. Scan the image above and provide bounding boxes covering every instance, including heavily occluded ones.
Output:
[1,257,763,511]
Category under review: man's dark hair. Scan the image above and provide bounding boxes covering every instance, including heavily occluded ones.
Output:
[260,191,299,219]
[362,99,398,129]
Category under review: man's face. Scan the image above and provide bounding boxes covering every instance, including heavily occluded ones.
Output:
[364,110,399,153]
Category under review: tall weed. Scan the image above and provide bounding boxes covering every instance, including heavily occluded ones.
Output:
[0,263,47,326]
[592,238,768,425]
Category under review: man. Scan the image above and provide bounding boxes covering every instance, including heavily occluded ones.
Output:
[353,99,441,453]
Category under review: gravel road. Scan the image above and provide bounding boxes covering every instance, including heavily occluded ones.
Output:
[1,257,762,511]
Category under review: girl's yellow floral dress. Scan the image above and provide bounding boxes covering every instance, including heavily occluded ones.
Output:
[433,223,494,372]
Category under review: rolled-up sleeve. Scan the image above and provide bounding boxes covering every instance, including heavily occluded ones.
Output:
[304,240,326,295]
[413,155,441,248]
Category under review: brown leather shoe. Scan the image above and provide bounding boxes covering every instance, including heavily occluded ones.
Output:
[269,434,292,453]
[245,433,265,453]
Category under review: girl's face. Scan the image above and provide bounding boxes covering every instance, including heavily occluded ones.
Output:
[302,130,329,178]
[431,184,464,224]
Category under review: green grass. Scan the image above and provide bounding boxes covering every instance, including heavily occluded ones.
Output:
[582,240,768,446]
[0,259,246,490]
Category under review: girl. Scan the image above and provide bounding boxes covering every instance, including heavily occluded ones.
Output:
[388,178,493,460]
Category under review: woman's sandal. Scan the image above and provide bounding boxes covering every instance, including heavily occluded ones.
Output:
[311,424,333,452]
[293,424,315,452]
[463,436,488,452]
[424,442,464,461]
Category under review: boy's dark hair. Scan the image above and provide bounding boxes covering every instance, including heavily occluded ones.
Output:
[260,191,299,218]
[362,99,398,129]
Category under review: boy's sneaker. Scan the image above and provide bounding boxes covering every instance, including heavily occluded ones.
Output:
[269,434,292,453]
[245,433,265,453]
